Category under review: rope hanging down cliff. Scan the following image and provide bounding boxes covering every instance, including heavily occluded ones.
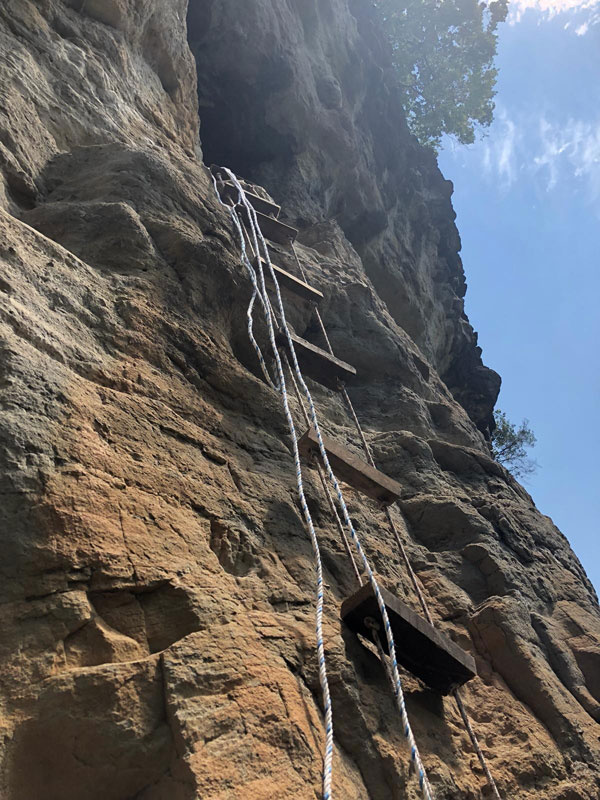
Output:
[211,168,434,800]
[289,240,502,800]
[338,381,502,800]
[211,171,333,800]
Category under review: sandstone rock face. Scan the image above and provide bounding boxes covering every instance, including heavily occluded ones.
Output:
[188,0,500,436]
[0,2,598,799]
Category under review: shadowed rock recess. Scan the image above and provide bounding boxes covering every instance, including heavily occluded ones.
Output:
[0,1,598,798]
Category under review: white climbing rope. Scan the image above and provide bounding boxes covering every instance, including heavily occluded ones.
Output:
[211,172,334,800]
[210,172,278,391]
[342,383,502,799]
[291,239,502,800]
[282,349,362,586]
[214,168,434,800]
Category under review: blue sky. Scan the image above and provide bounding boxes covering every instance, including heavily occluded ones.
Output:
[438,0,600,595]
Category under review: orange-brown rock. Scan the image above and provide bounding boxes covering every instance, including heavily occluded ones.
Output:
[0,2,598,799]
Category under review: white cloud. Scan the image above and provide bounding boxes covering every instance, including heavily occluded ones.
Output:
[478,109,521,188]
[497,117,518,181]
[533,117,600,196]
[509,0,600,28]
[447,108,600,206]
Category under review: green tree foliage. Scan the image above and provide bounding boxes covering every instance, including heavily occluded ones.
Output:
[374,0,508,150]
[491,410,537,478]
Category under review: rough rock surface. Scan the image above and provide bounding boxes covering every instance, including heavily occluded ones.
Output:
[0,2,598,799]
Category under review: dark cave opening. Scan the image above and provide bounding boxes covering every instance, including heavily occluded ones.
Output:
[184,0,500,436]
[186,0,297,178]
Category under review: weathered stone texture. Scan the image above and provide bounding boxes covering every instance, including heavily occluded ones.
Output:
[0,2,598,799]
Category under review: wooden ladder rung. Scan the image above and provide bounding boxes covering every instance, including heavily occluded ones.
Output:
[212,170,295,244]
[341,583,477,694]
[218,180,281,219]
[250,210,298,245]
[276,331,356,390]
[297,427,401,505]
[254,257,323,304]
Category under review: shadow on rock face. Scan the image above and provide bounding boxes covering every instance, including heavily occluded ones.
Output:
[23,200,161,273]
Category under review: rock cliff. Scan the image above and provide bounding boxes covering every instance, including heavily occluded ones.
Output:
[0,2,598,799]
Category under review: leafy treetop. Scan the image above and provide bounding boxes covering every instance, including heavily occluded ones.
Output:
[491,409,537,479]
[374,0,509,150]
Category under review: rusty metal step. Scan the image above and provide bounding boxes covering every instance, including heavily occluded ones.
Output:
[276,331,356,390]
[298,427,401,505]
[341,583,477,695]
